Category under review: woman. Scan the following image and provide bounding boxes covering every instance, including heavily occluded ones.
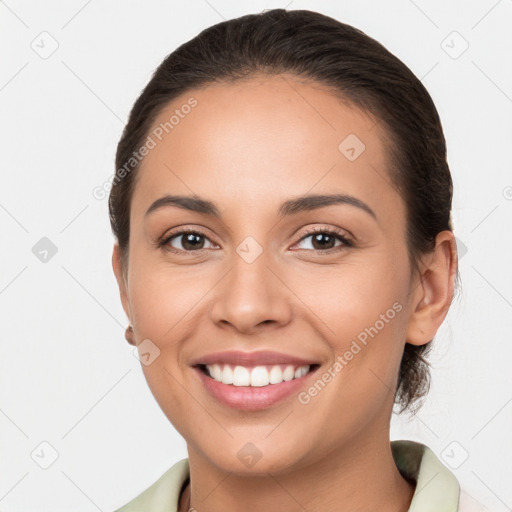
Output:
[110,8,481,511]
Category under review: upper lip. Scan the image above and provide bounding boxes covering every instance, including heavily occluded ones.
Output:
[191,350,320,367]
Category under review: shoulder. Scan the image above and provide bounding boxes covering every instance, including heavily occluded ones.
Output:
[114,458,190,512]
[392,440,459,509]
[392,440,490,512]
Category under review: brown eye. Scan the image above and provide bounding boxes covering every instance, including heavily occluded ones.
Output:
[161,230,217,252]
[294,228,353,252]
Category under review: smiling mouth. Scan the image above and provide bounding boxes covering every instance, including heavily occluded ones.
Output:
[196,363,321,387]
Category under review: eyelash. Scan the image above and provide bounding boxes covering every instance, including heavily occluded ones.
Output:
[157,226,354,255]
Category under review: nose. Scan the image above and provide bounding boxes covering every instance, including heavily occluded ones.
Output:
[209,247,293,334]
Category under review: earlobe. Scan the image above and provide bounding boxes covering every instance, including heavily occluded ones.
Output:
[125,324,136,346]
[405,231,458,346]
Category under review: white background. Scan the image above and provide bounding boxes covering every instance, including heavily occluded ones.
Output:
[1,1,511,510]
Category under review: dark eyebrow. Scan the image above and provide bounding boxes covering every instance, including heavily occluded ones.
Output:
[145,195,219,217]
[278,194,377,220]
[145,193,377,220]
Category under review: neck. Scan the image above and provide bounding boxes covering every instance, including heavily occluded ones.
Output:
[179,428,415,512]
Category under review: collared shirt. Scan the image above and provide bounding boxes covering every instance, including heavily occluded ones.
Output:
[115,440,486,511]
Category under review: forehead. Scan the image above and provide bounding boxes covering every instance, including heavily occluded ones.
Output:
[130,73,401,224]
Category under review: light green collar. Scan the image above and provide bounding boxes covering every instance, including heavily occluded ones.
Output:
[116,440,460,511]
[392,440,460,511]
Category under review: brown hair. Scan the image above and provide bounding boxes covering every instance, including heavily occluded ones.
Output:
[109,8,459,414]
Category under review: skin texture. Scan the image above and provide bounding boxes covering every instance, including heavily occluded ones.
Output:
[112,73,457,512]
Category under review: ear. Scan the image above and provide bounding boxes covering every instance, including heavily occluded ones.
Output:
[112,242,131,323]
[405,230,458,346]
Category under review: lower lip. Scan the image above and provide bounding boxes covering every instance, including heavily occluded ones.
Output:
[193,365,319,411]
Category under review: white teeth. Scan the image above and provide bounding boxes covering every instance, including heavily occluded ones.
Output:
[205,363,312,386]
[250,366,269,387]
[282,365,295,381]
[211,364,223,382]
[269,365,284,384]
[295,366,309,379]
[222,364,233,384]
[232,365,250,386]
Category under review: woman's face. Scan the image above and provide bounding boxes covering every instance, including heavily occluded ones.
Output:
[114,74,427,474]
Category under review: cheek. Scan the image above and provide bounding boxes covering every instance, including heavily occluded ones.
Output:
[289,296,407,447]
[127,262,200,430]
[127,260,215,407]
[295,250,406,329]
[128,259,209,338]
[293,255,408,381]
